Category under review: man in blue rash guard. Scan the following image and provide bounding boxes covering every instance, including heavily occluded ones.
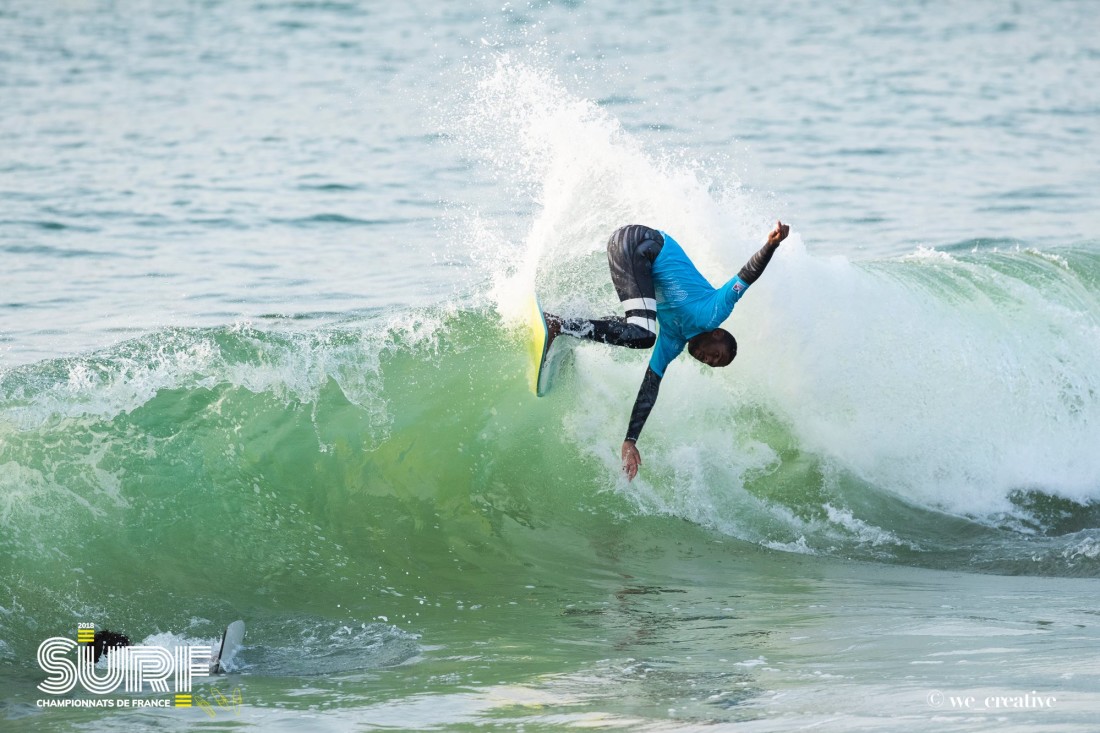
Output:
[544,220,789,480]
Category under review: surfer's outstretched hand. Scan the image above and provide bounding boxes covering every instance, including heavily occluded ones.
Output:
[621,440,642,481]
[767,220,790,247]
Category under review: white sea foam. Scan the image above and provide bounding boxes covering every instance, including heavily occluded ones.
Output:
[454,56,1100,536]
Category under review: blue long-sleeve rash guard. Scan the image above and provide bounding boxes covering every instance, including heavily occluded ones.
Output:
[648,232,750,377]
[623,230,781,444]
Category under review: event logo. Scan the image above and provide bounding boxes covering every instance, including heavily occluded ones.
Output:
[37,624,210,698]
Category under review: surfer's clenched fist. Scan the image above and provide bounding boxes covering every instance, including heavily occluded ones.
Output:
[621,440,642,481]
[766,220,789,247]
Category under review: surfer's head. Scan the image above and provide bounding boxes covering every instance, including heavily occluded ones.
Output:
[687,328,736,368]
[92,630,131,663]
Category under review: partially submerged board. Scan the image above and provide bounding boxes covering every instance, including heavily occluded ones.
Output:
[210,620,245,674]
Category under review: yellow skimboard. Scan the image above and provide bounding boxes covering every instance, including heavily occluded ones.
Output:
[526,294,550,395]
[526,295,575,396]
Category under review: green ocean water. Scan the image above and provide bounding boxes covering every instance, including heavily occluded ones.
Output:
[4,242,1100,729]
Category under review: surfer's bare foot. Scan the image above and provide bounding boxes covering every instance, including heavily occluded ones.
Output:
[544,313,562,351]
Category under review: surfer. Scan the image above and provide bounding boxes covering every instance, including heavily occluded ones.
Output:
[91,629,131,662]
[83,622,244,672]
[544,221,789,480]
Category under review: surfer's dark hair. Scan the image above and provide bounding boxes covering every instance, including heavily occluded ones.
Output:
[714,329,737,360]
[687,328,737,364]
[92,630,131,663]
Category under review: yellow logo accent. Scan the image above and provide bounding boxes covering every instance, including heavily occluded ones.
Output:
[76,630,95,643]
[174,694,192,708]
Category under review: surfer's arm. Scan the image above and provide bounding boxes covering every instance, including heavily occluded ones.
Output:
[625,367,661,443]
[621,367,662,480]
[738,220,789,285]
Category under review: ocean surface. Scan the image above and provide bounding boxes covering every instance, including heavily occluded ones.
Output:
[3,0,1100,730]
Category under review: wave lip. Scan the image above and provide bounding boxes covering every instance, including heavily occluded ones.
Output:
[0,293,1098,587]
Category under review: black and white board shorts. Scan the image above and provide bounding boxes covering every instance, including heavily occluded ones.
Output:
[606,225,664,334]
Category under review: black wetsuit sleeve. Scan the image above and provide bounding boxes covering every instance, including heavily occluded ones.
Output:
[737,240,781,285]
[625,367,662,443]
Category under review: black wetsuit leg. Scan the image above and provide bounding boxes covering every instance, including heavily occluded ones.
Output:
[556,225,664,349]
